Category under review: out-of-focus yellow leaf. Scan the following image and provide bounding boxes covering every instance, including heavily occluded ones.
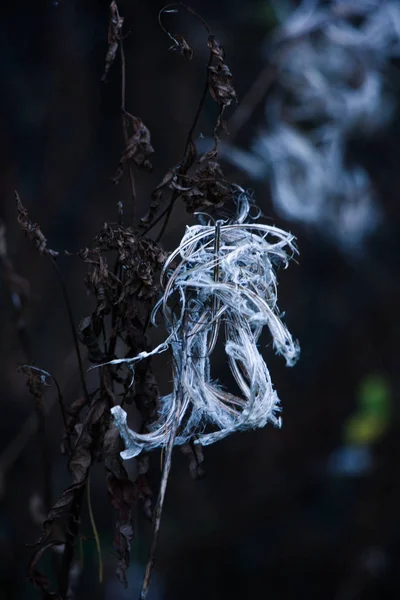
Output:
[343,374,391,445]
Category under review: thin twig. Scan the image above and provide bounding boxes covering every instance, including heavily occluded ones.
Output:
[139,201,176,238]
[155,191,179,243]
[87,474,103,584]
[59,483,86,599]
[139,312,188,600]
[158,3,211,42]
[36,401,53,520]
[154,46,214,243]
[120,39,137,224]
[49,257,90,403]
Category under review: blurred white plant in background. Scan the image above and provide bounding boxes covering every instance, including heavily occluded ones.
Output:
[111,193,299,459]
[223,0,400,250]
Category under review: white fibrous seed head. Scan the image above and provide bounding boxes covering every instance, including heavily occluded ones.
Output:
[110,193,299,458]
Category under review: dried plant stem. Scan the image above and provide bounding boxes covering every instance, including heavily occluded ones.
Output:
[158,3,210,39]
[154,52,213,243]
[59,483,86,599]
[50,256,90,401]
[87,474,103,584]
[49,257,90,403]
[35,401,53,511]
[184,54,213,154]
[139,314,188,600]
[139,201,175,238]
[35,403,59,586]
[155,191,179,243]
[120,40,137,224]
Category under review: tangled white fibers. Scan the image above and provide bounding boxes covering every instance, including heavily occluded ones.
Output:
[110,193,299,459]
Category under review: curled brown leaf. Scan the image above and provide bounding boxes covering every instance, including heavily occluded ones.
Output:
[114,116,154,184]
[208,62,237,112]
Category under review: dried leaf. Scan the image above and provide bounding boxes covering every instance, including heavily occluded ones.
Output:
[208,62,237,111]
[114,116,154,184]
[64,395,88,439]
[207,35,225,62]
[199,142,219,164]
[138,188,163,229]
[28,540,64,598]
[29,391,106,592]
[206,35,237,136]
[179,160,234,212]
[171,34,193,59]
[15,192,58,257]
[19,365,49,404]
[69,424,92,485]
[102,1,124,82]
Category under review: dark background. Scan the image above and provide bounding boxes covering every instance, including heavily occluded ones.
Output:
[1,0,400,598]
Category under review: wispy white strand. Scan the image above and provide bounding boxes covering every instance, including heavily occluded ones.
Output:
[111,194,299,459]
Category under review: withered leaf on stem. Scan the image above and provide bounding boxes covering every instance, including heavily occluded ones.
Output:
[199,142,219,164]
[28,540,64,598]
[15,192,59,257]
[91,223,166,299]
[64,395,88,436]
[69,424,92,485]
[102,1,124,82]
[29,390,108,595]
[114,116,154,184]
[208,62,237,112]
[206,35,237,134]
[208,35,225,62]
[171,34,193,60]
[138,188,164,229]
[177,160,234,213]
[19,365,49,407]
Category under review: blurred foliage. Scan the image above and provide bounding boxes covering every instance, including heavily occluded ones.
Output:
[344,374,392,446]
